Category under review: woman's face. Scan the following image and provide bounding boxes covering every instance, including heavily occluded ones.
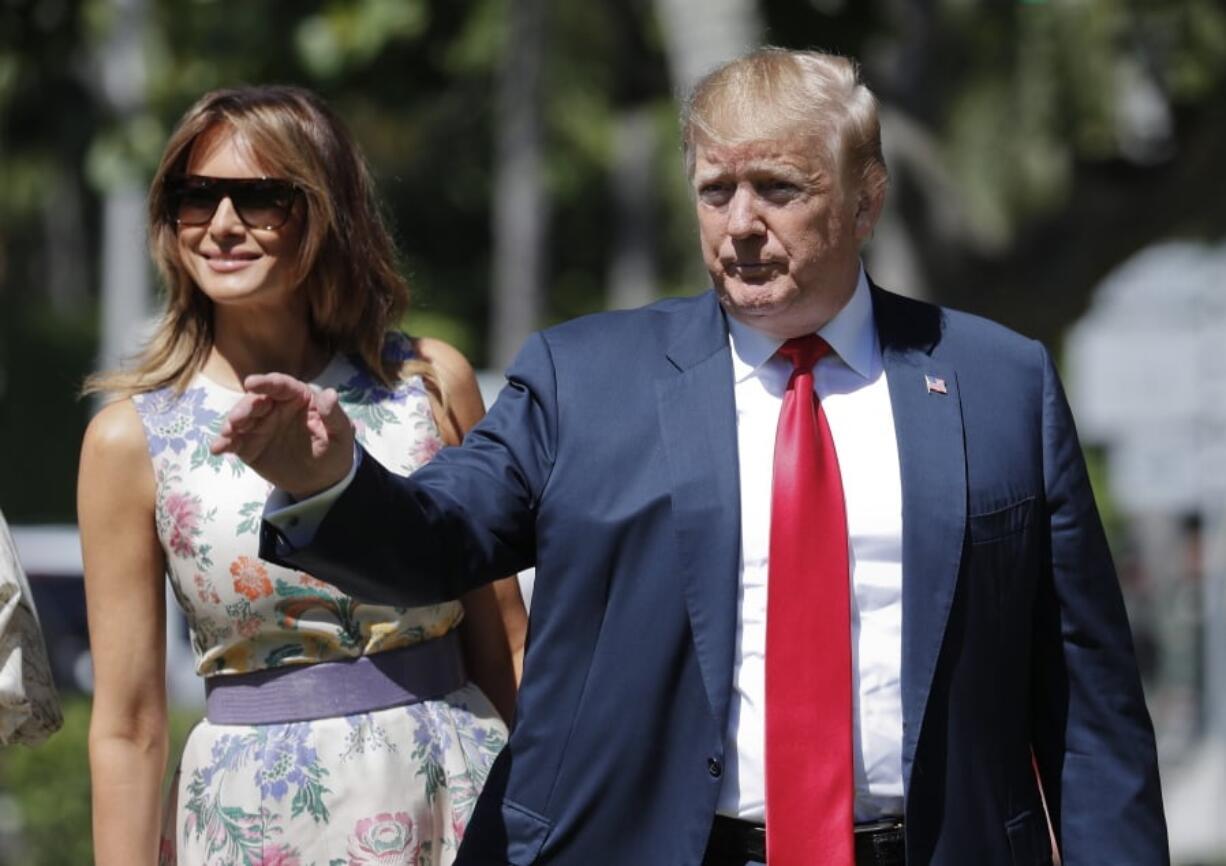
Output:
[174,126,305,314]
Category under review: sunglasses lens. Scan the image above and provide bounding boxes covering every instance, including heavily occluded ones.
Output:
[172,187,223,226]
[233,182,296,229]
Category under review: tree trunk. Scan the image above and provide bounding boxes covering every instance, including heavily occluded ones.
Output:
[489,0,548,370]
[94,0,154,374]
[42,174,90,314]
[606,106,659,310]
[652,0,762,96]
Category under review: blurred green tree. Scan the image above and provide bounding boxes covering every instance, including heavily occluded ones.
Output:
[1,0,1225,526]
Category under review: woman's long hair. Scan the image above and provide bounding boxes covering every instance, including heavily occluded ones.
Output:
[84,85,438,400]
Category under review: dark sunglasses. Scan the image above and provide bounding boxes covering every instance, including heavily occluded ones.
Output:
[164,175,300,230]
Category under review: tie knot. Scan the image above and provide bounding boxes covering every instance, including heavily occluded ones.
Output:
[776,334,829,372]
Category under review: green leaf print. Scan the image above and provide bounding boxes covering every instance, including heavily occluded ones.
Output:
[289,773,331,823]
[273,578,336,599]
[183,779,267,866]
[235,500,263,536]
[196,539,214,570]
[264,643,305,667]
[416,754,448,806]
[342,400,400,435]
[274,580,364,648]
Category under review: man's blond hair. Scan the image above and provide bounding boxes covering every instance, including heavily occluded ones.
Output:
[681,47,888,202]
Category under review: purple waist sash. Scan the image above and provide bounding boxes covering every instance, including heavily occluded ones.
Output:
[204,629,467,725]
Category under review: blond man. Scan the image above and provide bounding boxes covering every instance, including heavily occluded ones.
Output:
[217,48,1167,866]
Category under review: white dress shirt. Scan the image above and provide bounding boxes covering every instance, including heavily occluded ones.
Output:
[718,269,905,822]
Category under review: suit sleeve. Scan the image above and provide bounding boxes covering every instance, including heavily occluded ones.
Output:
[1030,344,1169,863]
[259,331,559,607]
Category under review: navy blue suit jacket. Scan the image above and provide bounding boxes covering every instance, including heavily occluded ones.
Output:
[262,287,1168,865]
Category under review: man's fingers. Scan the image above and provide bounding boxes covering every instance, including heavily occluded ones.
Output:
[314,388,350,435]
[315,387,339,414]
[209,377,352,493]
[210,431,234,455]
[210,390,289,455]
[243,372,316,403]
[225,393,272,426]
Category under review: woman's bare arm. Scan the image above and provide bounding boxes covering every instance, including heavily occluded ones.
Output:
[79,399,171,864]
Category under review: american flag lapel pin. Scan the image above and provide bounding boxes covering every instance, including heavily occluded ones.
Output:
[924,374,948,395]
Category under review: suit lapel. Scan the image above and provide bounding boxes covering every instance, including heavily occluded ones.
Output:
[873,287,967,791]
[656,293,741,730]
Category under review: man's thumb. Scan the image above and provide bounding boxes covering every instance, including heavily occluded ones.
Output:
[315,388,351,438]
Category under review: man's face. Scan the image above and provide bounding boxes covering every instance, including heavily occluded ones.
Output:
[692,136,878,339]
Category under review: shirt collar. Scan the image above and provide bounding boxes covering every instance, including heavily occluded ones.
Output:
[728,266,876,383]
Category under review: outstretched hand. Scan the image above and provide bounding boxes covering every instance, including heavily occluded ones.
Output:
[210,372,355,500]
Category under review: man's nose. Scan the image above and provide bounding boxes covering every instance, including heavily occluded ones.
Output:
[726,186,764,238]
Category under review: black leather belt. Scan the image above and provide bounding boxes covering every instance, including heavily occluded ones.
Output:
[705,815,905,865]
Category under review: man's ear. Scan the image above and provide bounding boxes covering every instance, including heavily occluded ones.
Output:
[853,186,885,241]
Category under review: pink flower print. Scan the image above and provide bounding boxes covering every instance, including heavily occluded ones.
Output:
[231,556,273,600]
[237,614,263,638]
[410,435,443,467]
[297,572,335,592]
[193,574,221,604]
[164,491,201,557]
[348,811,418,864]
[251,844,301,866]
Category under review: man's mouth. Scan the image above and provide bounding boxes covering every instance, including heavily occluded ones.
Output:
[730,260,778,277]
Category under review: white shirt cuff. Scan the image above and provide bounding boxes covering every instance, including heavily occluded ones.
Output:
[264,446,362,548]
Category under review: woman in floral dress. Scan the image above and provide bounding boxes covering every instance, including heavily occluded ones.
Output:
[78,85,525,866]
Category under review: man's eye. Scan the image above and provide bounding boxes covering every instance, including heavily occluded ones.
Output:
[698,184,732,204]
[760,180,800,199]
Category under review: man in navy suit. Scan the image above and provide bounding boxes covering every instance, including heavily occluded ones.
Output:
[214,48,1167,865]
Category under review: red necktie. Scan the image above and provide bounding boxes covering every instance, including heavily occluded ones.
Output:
[766,335,854,865]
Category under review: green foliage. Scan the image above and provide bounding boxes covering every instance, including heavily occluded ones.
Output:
[0,695,201,866]
[0,697,93,865]
[1,0,1225,508]
[401,310,478,361]
[0,303,96,523]
[295,0,429,79]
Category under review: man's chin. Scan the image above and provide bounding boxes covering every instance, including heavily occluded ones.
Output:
[717,282,792,318]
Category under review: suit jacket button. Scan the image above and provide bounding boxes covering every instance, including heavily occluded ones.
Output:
[708,758,722,778]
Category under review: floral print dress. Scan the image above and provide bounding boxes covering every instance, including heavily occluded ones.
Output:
[132,334,507,866]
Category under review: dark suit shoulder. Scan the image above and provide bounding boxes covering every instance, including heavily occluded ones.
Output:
[536,292,715,361]
[939,306,1044,364]
[540,292,707,338]
[873,285,1044,374]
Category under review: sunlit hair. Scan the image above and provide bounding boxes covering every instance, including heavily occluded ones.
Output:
[85,84,438,400]
[681,47,888,203]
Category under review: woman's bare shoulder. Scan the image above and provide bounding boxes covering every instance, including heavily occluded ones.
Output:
[83,398,148,455]
[413,336,477,389]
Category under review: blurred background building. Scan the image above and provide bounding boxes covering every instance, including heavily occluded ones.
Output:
[1,0,1224,862]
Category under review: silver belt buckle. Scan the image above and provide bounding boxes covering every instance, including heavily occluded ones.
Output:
[854,818,904,835]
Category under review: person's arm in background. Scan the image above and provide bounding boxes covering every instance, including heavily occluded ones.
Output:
[78,400,170,865]
[420,336,527,724]
[0,506,63,746]
[1030,344,1169,864]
